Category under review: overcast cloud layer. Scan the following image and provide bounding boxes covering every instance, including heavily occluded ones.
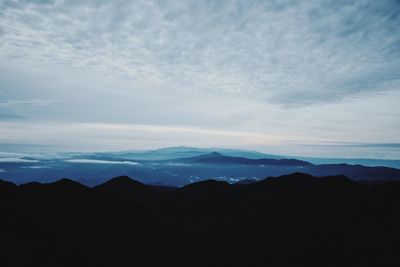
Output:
[0,0,399,158]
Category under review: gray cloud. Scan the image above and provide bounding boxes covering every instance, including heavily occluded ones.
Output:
[0,99,54,107]
[0,0,399,158]
[0,113,24,120]
[0,0,399,105]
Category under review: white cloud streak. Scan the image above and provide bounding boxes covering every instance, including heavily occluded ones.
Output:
[64,159,141,165]
[0,157,39,163]
[0,99,54,107]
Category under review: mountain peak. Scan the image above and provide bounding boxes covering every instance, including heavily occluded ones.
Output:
[94,175,148,196]
[102,176,145,186]
[0,179,17,192]
[208,151,223,157]
[48,178,89,190]
[52,178,81,184]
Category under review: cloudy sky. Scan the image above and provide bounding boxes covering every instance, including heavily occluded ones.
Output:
[0,0,399,158]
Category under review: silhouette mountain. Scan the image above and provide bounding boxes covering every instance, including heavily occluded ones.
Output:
[0,179,17,198]
[45,178,90,191]
[1,173,400,267]
[94,175,149,194]
[182,178,231,191]
[0,179,17,191]
[93,175,176,204]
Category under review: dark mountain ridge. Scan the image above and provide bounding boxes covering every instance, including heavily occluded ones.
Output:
[1,172,400,266]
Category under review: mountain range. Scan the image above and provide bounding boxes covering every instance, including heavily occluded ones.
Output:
[1,147,400,186]
[1,173,399,267]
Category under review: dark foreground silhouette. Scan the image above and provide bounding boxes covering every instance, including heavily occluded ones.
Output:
[1,173,399,267]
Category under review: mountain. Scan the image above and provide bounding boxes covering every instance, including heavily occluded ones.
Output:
[309,163,400,181]
[177,152,312,166]
[299,156,400,169]
[87,146,282,161]
[1,148,400,186]
[2,173,400,267]
[94,175,149,194]
[44,178,90,191]
[0,179,17,190]
[0,179,17,197]
[107,146,282,160]
[93,175,176,203]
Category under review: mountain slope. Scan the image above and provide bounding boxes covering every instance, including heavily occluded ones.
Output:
[1,173,400,267]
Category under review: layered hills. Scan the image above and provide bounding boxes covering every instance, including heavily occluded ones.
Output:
[1,173,400,267]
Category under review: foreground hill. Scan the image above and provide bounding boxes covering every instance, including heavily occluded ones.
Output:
[1,173,400,267]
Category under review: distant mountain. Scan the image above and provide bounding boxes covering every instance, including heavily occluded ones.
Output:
[177,152,312,166]
[1,148,400,186]
[299,156,400,169]
[309,163,400,181]
[2,173,400,267]
[67,146,400,168]
[91,146,282,161]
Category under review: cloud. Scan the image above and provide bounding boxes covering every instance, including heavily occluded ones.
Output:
[297,142,400,148]
[21,165,51,169]
[0,113,24,120]
[0,99,54,107]
[64,159,141,166]
[0,121,287,152]
[0,157,39,163]
[0,1,399,158]
[165,162,191,167]
[0,99,54,121]
[0,0,399,105]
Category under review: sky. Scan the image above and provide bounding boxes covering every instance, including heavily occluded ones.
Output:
[0,0,399,159]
